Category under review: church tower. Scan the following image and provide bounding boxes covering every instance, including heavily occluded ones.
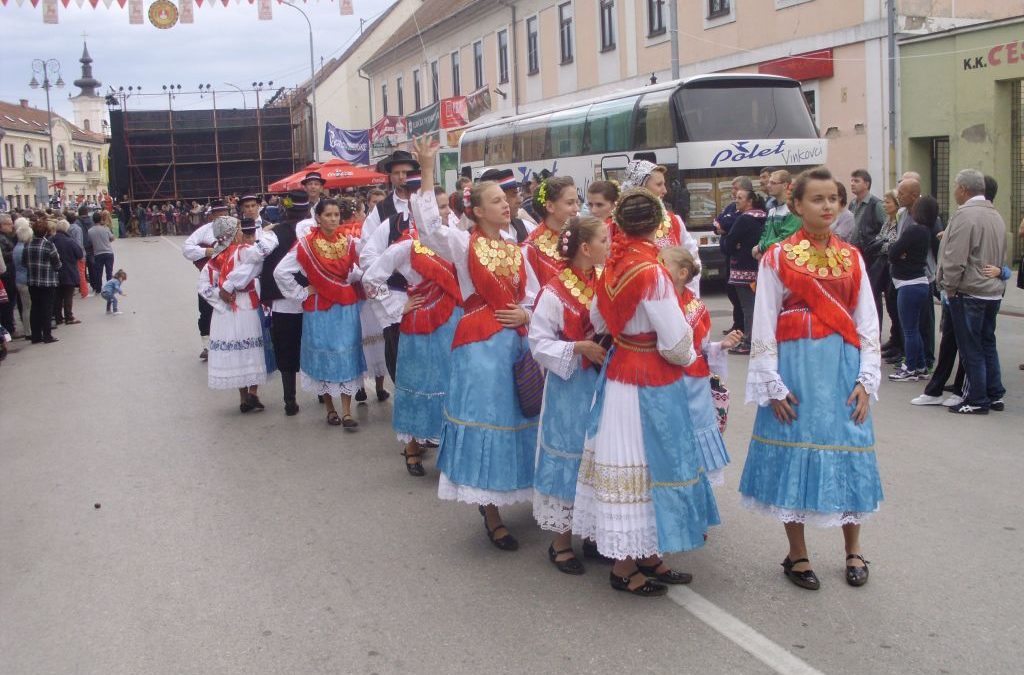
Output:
[70,42,108,136]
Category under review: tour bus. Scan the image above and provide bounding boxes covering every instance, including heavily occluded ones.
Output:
[458,73,825,281]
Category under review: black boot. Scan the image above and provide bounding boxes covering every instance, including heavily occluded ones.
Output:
[282,371,298,415]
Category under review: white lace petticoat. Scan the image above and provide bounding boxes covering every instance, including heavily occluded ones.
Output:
[740,496,875,528]
[533,492,574,533]
[300,373,361,398]
[437,474,533,507]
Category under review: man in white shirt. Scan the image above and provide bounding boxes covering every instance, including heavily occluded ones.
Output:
[182,199,230,361]
[301,172,325,217]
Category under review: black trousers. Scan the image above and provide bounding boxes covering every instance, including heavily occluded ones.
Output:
[197,293,213,337]
[383,322,401,383]
[28,285,55,340]
[923,304,965,397]
[0,280,14,334]
[885,282,902,348]
[53,285,76,323]
[723,260,743,330]
[271,311,303,374]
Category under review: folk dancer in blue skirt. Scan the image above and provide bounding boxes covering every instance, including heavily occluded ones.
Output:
[528,216,610,575]
[199,216,279,412]
[739,167,883,590]
[572,189,720,597]
[363,206,463,477]
[660,247,743,487]
[274,198,367,430]
[411,136,540,551]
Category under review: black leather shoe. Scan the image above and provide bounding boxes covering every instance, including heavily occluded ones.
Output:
[637,560,693,584]
[782,557,820,590]
[548,545,585,575]
[354,388,367,402]
[478,505,518,551]
[42,336,59,343]
[845,554,870,587]
[239,399,256,413]
[376,389,391,402]
[990,399,1005,412]
[401,446,426,477]
[249,396,265,411]
[284,400,300,416]
[609,570,668,597]
[581,538,613,563]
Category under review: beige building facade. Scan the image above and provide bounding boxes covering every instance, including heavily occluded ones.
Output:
[360,0,1022,192]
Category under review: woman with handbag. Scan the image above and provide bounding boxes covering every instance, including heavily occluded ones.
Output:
[528,216,609,574]
[572,188,720,597]
[411,136,539,552]
[660,247,742,487]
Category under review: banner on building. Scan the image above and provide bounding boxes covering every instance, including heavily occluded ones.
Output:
[406,102,440,138]
[370,115,408,157]
[466,86,492,121]
[440,96,469,129]
[324,122,370,165]
[258,0,271,20]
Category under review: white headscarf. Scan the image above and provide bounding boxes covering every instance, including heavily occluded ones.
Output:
[621,159,658,190]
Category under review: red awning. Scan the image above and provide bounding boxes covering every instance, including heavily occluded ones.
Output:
[267,161,322,193]
[316,158,388,190]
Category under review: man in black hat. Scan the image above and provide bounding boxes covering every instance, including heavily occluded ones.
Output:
[183,198,231,361]
[260,190,310,416]
[238,193,264,227]
[479,168,535,244]
[359,149,420,382]
[300,172,325,216]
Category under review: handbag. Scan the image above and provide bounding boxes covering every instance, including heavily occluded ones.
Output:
[710,375,730,434]
[513,349,544,418]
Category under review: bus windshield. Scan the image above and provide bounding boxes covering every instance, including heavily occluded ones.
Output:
[675,81,817,142]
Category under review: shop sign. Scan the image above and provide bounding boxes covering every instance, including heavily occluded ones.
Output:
[407,102,440,137]
[677,138,828,170]
[962,40,1024,70]
[441,96,469,128]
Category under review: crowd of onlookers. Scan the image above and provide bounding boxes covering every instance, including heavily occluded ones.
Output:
[0,205,125,364]
[715,165,1022,415]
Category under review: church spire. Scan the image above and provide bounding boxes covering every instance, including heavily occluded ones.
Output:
[73,41,101,98]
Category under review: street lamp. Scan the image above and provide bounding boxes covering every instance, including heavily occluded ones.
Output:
[0,128,6,208]
[223,82,247,109]
[29,58,63,200]
[282,1,319,161]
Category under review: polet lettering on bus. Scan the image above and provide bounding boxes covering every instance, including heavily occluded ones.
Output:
[710,140,788,168]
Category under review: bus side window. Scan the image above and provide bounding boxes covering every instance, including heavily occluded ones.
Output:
[585,95,637,155]
[513,113,551,163]
[635,90,675,150]
[548,107,587,158]
[461,129,486,163]
[486,124,514,164]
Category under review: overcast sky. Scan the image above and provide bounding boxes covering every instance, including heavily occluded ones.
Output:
[0,1,396,119]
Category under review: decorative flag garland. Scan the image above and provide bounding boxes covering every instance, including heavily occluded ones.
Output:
[0,0,361,22]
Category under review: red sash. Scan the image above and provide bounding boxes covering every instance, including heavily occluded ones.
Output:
[451,232,527,348]
[295,228,359,312]
[401,239,462,335]
[679,288,711,378]
[771,230,862,348]
[524,224,565,287]
[597,235,682,386]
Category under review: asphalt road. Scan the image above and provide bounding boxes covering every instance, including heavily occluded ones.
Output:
[2,235,1022,675]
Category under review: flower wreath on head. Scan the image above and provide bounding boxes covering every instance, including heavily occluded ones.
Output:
[281,195,294,210]
[534,178,550,211]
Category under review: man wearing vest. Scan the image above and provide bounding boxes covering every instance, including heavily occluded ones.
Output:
[183,198,231,361]
[360,150,420,382]
[301,172,325,217]
[238,193,264,227]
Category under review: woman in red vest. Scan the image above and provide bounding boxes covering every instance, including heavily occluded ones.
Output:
[523,176,578,288]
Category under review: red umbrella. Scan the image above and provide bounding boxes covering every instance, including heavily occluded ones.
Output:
[267,161,322,193]
[317,158,389,189]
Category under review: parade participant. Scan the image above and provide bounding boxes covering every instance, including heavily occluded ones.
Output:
[739,167,883,591]
[481,168,535,243]
[363,195,463,477]
[198,217,279,412]
[183,198,231,361]
[660,247,742,486]
[274,198,366,430]
[260,191,308,416]
[620,160,701,295]
[524,176,577,287]
[237,193,264,227]
[301,172,325,215]
[572,188,719,597]
[411,136,539,552]
[585,181,619,222]
[528,216,609,574]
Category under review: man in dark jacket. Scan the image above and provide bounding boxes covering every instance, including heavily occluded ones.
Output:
[51,221,84,324]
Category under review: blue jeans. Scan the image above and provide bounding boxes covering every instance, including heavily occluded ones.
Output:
[948,295,1005,407]
[896,283,929,371]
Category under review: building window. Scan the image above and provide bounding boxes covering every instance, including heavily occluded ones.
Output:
[451,51,461,96]
[40,147,48,170]
[430,61,440,102]
[473,41,484,90]
[397,76,405,116]
[559,3,574,64]
[2,143,14,168]
[23,144,34,167]
[87,152,93,172]
[526,16,539,75]
[73,151,84,172]
[647,0,665,36]
[382,83,389,115]
[413,69,422,110]
[498,29,510,84]
[83,119,91,131]
[707,0,730,18]
[56,145,65,171]
[600,1,616,51]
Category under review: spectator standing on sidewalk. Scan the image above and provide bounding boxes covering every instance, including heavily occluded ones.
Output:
[0,214,16,337]
[936,169,1007,415]
[89,214,116,289]
[22,217,61,344]
[715,177,753,334]
[722,188,767,355]
[888,197,937,382]
[50,219,83,326]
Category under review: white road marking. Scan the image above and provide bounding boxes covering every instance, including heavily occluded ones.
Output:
[160,236,182,251]
[668,586,825,675]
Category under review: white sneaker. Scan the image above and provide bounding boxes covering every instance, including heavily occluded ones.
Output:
[113,311,123,316]
[942,395,964,407]
[911,394,944,406]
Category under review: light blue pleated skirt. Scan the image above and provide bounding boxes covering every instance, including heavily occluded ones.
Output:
[300,304,366,384]
[683,375,730,482]
[392,309,462,442]
[436,329,538,496]
[534,365,600,503]
[739,335,884,520]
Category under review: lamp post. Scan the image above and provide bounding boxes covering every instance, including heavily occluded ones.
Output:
[29,58,64,202]
[223,82,247,109]
[282,1,319,161]
[0,128,6,208]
